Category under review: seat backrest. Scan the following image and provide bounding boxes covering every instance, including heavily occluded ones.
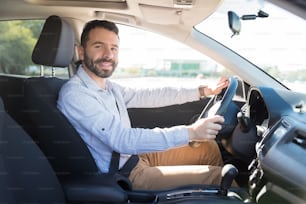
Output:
[24,77,99,176]
[24,15,99,177]
[0,98,66,203]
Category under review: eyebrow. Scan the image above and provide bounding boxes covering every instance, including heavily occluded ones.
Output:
[91,41,119,48]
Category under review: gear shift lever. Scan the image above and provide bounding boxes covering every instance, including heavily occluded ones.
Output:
[219,164,238,196]
[164,164,238,200]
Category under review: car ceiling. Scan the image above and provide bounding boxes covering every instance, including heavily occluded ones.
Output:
[267,0,306,20]
[1,0,305,38]
[1,0,222,26]
[1,0,226,45]
[0,1,236,72]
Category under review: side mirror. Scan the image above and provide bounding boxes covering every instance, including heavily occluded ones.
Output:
[228,11,241,37]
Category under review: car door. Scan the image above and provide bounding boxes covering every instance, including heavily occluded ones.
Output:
[128,99,208,128]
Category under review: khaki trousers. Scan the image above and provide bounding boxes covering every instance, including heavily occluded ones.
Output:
[129,140,224,190]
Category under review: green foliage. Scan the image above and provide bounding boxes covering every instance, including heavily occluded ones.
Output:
[263,66,281,79]
[261,65,306,83]
[0,20,44,75]
[22,20,44,39]
[283,70,306,82]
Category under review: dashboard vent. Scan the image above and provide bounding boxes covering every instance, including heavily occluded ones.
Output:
[293,132,306,149]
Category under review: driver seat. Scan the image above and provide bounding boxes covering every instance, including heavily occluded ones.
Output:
[23,15,130,203]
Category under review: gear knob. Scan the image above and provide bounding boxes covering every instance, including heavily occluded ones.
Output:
[220,164,238,196]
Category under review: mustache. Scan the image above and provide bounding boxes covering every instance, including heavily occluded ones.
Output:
[94,58,114,64]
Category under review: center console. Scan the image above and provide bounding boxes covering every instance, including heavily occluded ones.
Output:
[128,164,250,203]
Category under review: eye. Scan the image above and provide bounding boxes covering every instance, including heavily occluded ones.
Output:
[94,44,103,49]
[111,47,118,52]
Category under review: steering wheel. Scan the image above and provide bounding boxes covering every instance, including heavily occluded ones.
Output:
[199,76,240,137]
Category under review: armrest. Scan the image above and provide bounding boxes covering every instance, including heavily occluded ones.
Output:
[61,173,131,203]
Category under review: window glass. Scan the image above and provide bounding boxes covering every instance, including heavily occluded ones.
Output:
[0,20,69,78]
[195,0,306,93]
[113,24,232,88]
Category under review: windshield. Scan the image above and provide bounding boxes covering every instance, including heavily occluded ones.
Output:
[195,0,306,93]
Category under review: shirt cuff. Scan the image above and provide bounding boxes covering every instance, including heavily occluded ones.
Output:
[167,125,189,147]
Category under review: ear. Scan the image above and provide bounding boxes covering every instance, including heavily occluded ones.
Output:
[77,45,85,60]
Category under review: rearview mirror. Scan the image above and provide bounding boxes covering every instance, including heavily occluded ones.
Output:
[228,11,241,37]
[228,10,269,37]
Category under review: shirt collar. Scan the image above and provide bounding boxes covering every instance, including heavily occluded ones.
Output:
[76,65,112,92]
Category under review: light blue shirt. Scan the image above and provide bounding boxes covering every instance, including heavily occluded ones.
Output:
[57,66,200,173]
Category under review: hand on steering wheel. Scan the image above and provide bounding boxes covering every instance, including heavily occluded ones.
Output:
[189,77,240,147]
[199,76,238,119]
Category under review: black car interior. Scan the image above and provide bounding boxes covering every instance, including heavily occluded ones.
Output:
[0,98,66,203]
[4,13,304,204]
[0,15,252,203]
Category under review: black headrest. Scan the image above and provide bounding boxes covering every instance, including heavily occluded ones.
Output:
[32,15,75,67]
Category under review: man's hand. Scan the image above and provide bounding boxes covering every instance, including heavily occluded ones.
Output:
[201,77,229,97]
[187,115,224,142]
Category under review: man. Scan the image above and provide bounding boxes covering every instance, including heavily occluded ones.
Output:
[57,20,229,190]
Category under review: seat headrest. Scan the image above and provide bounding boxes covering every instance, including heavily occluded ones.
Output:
[32,15,75,67]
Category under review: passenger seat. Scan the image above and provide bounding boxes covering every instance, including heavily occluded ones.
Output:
[0,98,66,203]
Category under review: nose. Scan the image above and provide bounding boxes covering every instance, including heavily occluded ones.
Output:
[103,46,114,59]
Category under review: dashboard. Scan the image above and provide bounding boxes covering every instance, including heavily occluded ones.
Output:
[241,87,306,203]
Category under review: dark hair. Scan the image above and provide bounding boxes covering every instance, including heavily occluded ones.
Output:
[80,20,119,47]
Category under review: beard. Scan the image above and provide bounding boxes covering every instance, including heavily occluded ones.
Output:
[83,52,118,78]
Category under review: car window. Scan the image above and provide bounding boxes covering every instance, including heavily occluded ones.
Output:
[0,19,69,78]
[0,20,231,84]
[113,24,233,89]
[195,0,306,93]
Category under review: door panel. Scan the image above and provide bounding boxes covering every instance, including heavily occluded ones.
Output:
[128,99,210,128]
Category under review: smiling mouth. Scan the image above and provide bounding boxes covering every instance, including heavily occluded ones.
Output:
[97,61,113,69]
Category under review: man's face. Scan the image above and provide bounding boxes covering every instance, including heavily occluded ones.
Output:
[80,27,119,78]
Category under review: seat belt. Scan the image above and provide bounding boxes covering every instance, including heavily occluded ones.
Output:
[120,154,139,177]
[109,151,139,177]
[109,151,120,174]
